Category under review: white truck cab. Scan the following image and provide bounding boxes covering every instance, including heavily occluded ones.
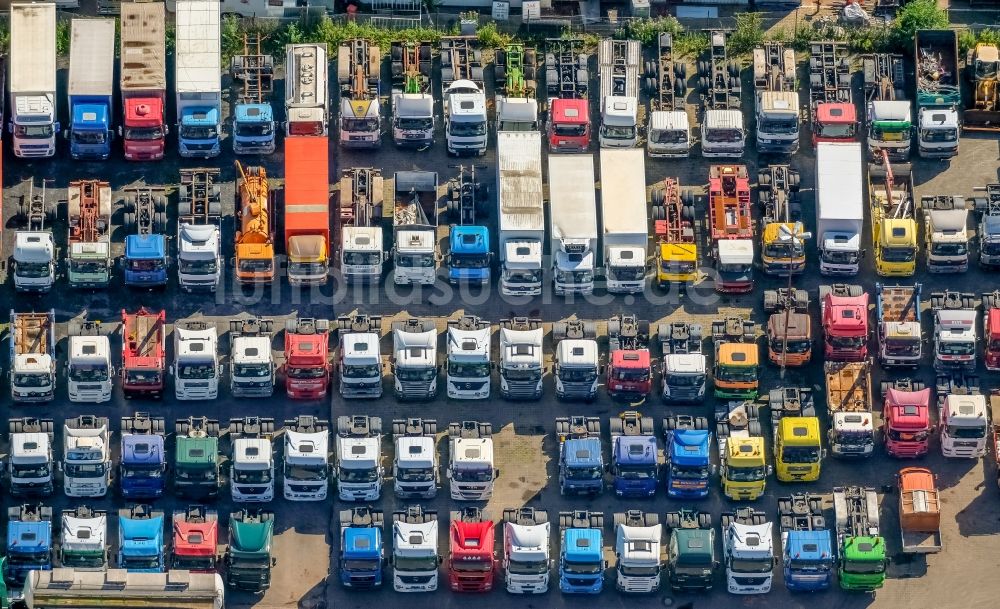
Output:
[177,223,222,292]
[701,109,746,158]
[335,415,383,502]
[172,321,222,401]
[282,416,330,502]
[614,511,663,593]
[13,231,56,292]
[940,393,989,458]
[829,412,876,457]
[444,80,487,156]
[391,507,440,592]
[229,417,276,503]
[503,508,551,594]
[8,418,55,497]
[392,418,438,500]
[723,510,774,594]
[446,316,491,400]
[67,322,113,403]
[392,319,438,401]
[337,314,383,400]
[229,318,275,398]
[60,507,108,571]
[447,421,497,501]
[647,110,691,158]
[498,319,544,401]
[63,416,112,498]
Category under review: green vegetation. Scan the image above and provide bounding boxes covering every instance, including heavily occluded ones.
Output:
[889,0,949,49]
[959,27,1000,54]
[56,20,71,57]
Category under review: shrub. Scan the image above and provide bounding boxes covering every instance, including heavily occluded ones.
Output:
[888,0,949,51]
[728,12,766,56]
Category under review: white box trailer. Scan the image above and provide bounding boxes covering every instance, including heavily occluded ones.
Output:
[599,148,648,294]
[548,154,598,295]
[497,131,545,296]
[815,142,864,276]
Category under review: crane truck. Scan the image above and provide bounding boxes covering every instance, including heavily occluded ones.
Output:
[869,156,917,276]
[338,39,381,148]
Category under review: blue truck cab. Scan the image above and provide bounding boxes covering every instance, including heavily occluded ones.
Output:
[69,97,112,160]
[233,103,276,155]
[558,510,605,594]
[177,106,221,158]
[120,414,167,499]
[556,416,603,496]
[609,412,658,498]
[124,234,168,287]
[448,225,491,284]
[117,505,165,573]
[4,504,53,588]
[663,415,712,499]
[338,507,384,589]
[779,493,834,591]
[66,19,115,160]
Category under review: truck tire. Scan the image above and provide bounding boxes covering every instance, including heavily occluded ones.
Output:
[576,69,589,86]
[613,513,626,526]
[758,170,771,186]
[552,322,567,342]
[752,513,766,525]
[675,63,687,80]
[695,417,708,430]
[441,68,454,83]
[664,416,676,431]
[495,65,506,86]
[645,77,657,95]
[370,417,382,435]
[880,381,891,396]
[337,416,351,434]
[697,513,712,529]
[728,61,739,78]
[699,76,709,91]
[674,79,686,98]
[794,290,809,311]
[124,212,135,231]
[155,212,167,233]
[749,421,762,437]
[471,67,484,83]
[778,498,791,514]
[651,187,665,207]
[643,513,659,527]
[419,45,431,62]
[848,285,864,298]
[525,65,536,82]
[764,290,778,313]
[789,171,801,191]
[729,76,739,90]
[607,319,620,337]
[609,418,624,436]
[818,285,831,301]
[697,60,709,77]
[582,321,597,339]
[665,512,680,529]
[721,514,733,529]
[716,422,728,438]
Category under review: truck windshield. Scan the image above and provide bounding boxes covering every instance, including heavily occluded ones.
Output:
[939,341,975,356]
[15,124,54,139]
[661,261,696,274]
[770,339,811,354]
[508,559,548,575]
[70,260,109,274]
[619,564,659,577]
[121,556,161,570]
[234,468,272,484]
[566,466,602,480]
[127,259,165,271]
[394,555,438,571]
[178,362,217,380]
[395,253,435,268]
[844,559,885,574]
[553,123,587,137]
[670,464,708,479]
[124,127,164,141]
[781,447,820,463]
[556,270,594,284]
[451,254,490,268]
[288,261,327,276]
[452,558,492,572]
[822,250,858,264]
[175,464,215,481]
[887,428,928,441]
[285,463,328,481]
[123,464,164,478]
[984,242,1000,255]
[727,466,765,482]
[789,557,831,571]
[834,431,873,446]
[504,269,542,284]
[718,263,752,275]
[991,338,1000,351]
[946,424,986,439]
[396,117,433,131]
[828,335,864,350]
[717,367,757,382]
[234,364,271,378]
[667,373,704,386]
[396,368,436,382]
[396,467,433,482]
[343,364,380,379]
[731,558,773,573]
[705,128,742,143]
[616,464,655,479]
[884,338,920,356]
[763,242,804,259]
[178,259,218,274]
[608,266,645,281]
[612,368,649,382]
[69,363,109,382]
[13,373,51,387]
[235,122,273,137]
[15,262,50,278]
[229,556,270,570]
[449,121,486,137]
[126,370,162,385]
[881,246,915,262]
[173,555,215,571]
[239,258,274,274]
[818,122,856,138]
[343,118,379,132]
[11,463,49,478]
[652,129,687,144]
[759,117,798,134]
[8,551,49,566]
[504,369,541,382]
[339,466,378,483]
[871,125,910,141]
[452,466,493,482]
[563,559,601,574]
[287,366,326,379]
[65,462,106,478]
[73,130,107,144]
[63,550,106,569]
[179,125,218,140]
[288,121,324,136]
[343,251,382,266]
[449,362,490,378]
[931,242,967,256]
[920,128,958,142]
[600,125,635,140]
[558,367,597,383]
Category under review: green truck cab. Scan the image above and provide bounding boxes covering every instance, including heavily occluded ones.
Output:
[665,510,716,591]
[834,486,887,590]
[225,509,276,592]
[174,417,222,498]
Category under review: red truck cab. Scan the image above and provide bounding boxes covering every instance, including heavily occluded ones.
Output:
[821,287,869,361]
[119,1,167,161]
[283,317,331,399]
[812,102,857,146]
[171,506,218,572]
[984,296,1000,371]
[120,307,166,398]
[547,98,590,152]
[607,349,652,399]
[884,385,933,457]
[448,508,496,592]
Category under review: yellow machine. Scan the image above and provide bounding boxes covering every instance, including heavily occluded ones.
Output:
[965,43,1000,131]
[716,401,770,501]
[774,416,824,482]
[869,152,916,276]
[758,165,806,275]
[652,178,698,286]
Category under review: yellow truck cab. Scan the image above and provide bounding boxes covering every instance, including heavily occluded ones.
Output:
[656,241,697,284]
[774,416,824,482]
[652,178,698,286]
[715,401,771,500]
[869,162,917,276]
[762,221,808,275]
[874,218,917,276]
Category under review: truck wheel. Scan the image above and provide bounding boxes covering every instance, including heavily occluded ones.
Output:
[664,416,676,431]
[441,68,454,83]
[749,421,762,436]
[848,285,863,298]
[695,417,708,430]
[613,513,626,527]
[645,77,656,95]
[674,80,686,98]
[778,498,791,513]
[124,212,135,230]
[643,513,659,527]
[764,291,778,313]
[495,66,506,86]
[666,512,680,529]
[697,513,711,529]
[880,381,891,396]
[609,418,624,436]
[471,67,485,83]
[155,213,167,233]
[651,188,665,207]
[576,68,589,86]
[913,381,925,391]
[728,61,739,78]
[758,170,771,186]
[789,171,801,191]
[337,416,351,434]
[794,290,809,311]
[525,65,536,81]
[699,76,709,91]
[675,63,687,80]
[818,285,831,301]
[697,60,709,77]
[753,513,766,525]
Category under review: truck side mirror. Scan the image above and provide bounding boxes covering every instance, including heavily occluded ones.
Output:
[168,366,175,375]
[62,130,69,139]
[766,465,773,475]
[271,557,277,567]
[445,468,452,479]
[494,468,501,479]
[6,123,12,134]
[117,126,123,137]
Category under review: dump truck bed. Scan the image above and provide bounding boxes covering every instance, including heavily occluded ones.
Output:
[879,286,919,322]
[899,468,942,553]
[126,315,162,358]
[14,313,51,355]
[824,362,870,412]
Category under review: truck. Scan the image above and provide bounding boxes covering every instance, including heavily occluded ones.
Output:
[863,53,910,160]
[715,401,769,500]
[819,284,869,361]
[24,569,224,608]
[646,33,690,157]
[171,506,217,573]
[711,316,759,399]
[391,171,439,286]
[234,163,275,285]
[174,0,221,158]
[494,43,539,133]
[7,417,54,496]
[498,318,544,400]
[882,378,932,457]
[335,313,382,400]
[285,43,329,137]
[764,288,812,367]
[177,168,223,292]
[284,136,330,286]
[920,195,971,272]
[67,19,115,160]
[708,165,754,292]
[228,317,275,398]
[721,508,773,594]
[444,164,491,285]
[338,39,381,148]
[391,418,438,499]
[663,510,715,592]
[9,2,57,158]
[606,315,652,400]
[662,415,711,499]
[544,38,591,152]
[117,505,165,573]
[658,322,707,403]
[66,180,113,288]
[758,164,804,275]
[833,486,887,590]
[599,148,648,293]
[6,504,53,586]
[555,416,603,496]
[552,320,600,402]
[283,317,331,399]
[964,40,1000,132]
[870,158,917,276]
[173,417,222,499]
[65,320,112,404]
[446,315,491,400]
[816,142,864,276]
[334,415,383,502]
[557,511,604,594]
[984,290,1000,370]
[808,41,856,145]
[778,494,834,591]
[938,374,989,458]
[973,184,1000,268]
[282,415,330,501]
[549,154,598,294]
[119,414,167,499]
[120,307,166,398]
[121,187,168,288]
[597,39,641,148]
[120,1,167,160]
[497,131,545,295]
[391,506,439,592]
[230,33,275,155]
[226,509,275,591]
[651,178,697,287]
[338,507,384,589]
[389,41,434,148]
[60,506,109,571]
[10,310,56,403]
[770,388,824,481]
[447,507,496,592]
[613,511,663,593]
[915,30,961,159]
[502,508,551,594]
[825,361,875,458]
[339,167,385,283]
[898,467,943,553]
[447,421,498,501]
[391,318,437,400]
[440,37,487,155]
[609,411,657,498]
[753,42,800,154]
[876,283,922,367]
[171,320,221,401]
[228,417,275,503]
[12,184,56,293]
[931,291,978,372]
[698,31,746,157]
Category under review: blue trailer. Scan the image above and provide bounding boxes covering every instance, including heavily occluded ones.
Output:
[67,19,115,160]
[779,493,834,591]
[230,33,276,155]
[122,188,168,288]
[446,165,492,284]
[117,505,165,573]
[119,414,167,499]
[5,504,53,588]
[555,416,603,496]
[609,411,658,498]
[558,510,604,594]
[662,414,712,499]
[339,507,384,589]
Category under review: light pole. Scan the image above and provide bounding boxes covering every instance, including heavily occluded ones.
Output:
[779,224,811,380]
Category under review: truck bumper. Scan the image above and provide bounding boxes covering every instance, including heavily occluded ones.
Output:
[234,140,276,155]
[121,485,166,499]
[756,139,799,155]
[287,386,329,400]
[927,260,969,273]
[10,480,54,497]
[918,144,958,158]
[886,440,929,458]
[394,134,434,148]
[559,576,602,594]
[231,385,275,398]
[667,484,710,499]
[394,484,437,499]
[284,483,328,501]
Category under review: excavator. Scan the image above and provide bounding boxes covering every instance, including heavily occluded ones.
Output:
[965,43,1000,131]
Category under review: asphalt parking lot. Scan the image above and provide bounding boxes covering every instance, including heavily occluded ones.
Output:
[2,49,1000,609]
